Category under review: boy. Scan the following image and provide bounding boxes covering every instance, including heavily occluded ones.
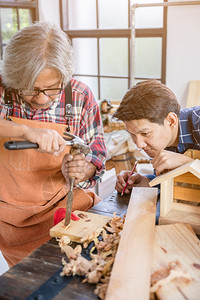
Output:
[113,80,200,195]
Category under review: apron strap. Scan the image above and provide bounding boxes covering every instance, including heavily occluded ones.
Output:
[64,81,73,132]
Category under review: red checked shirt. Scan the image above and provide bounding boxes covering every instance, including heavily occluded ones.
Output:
[0,78,107,188]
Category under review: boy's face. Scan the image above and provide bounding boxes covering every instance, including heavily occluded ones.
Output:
[125,116,177,158]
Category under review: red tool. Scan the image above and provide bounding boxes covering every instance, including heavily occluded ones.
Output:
[121,161,138,196]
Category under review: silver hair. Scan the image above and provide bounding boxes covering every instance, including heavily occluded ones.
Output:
[1,21,74,90]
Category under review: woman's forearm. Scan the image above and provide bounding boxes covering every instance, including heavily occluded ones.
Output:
[0,119,27,138]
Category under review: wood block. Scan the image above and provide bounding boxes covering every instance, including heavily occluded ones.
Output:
[152,223,200,299]
[159,205,200,235]
[105,187,158,300]
[50,210,111,243]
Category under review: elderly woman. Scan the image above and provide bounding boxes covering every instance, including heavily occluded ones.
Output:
[0,21,106,267]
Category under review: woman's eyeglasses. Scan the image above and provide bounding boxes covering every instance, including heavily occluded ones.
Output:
[19,87,63,97]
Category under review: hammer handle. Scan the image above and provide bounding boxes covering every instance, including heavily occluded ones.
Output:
[4,141,39,150]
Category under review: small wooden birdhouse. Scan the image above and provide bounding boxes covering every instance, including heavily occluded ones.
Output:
[149,156,200,235]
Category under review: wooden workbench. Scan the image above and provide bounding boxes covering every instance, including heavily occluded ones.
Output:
[0,191,130,300]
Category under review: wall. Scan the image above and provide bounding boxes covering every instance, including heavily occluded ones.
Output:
[38,0,200,107]
[38,0,60,25]
[166,0,200,107]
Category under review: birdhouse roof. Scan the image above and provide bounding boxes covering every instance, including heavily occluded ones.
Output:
[149,159,200,187]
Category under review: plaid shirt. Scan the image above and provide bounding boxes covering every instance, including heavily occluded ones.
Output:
[0,78,107,188]
[167,106,200,153]
[146,106,200,184]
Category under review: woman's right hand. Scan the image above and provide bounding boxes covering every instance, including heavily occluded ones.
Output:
[115,170,150,195]
[22,126,66,156]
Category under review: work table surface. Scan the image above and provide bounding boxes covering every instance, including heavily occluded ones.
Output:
[0,191,130,300]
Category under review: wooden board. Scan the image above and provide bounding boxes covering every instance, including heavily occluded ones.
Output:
[50,210,111,243]
[105,187,158,300]
[186,80,200,108]
[159,203,200,235]
[152,223,200,299]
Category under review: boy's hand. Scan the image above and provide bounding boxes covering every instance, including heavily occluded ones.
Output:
[152,150,193,175]
[115,170,150,195]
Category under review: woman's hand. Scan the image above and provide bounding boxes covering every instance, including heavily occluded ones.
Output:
[61,153,96,186]
[22,126,66,156]
[115,170,150,195]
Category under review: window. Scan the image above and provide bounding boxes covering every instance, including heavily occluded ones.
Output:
[0,0,39,59]
[60,0,167,101]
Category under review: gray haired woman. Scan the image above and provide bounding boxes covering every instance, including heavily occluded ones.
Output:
[0,21,106,267]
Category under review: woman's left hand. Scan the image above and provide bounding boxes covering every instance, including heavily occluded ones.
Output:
[61,152,88,185]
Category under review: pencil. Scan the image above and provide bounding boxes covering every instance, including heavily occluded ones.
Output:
[121,161,138,196]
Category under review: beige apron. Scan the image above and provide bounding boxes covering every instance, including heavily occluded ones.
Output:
[0,117,101,267]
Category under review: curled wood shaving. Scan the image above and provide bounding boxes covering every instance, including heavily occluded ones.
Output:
[59,213,125,299]
[150,260,193,293]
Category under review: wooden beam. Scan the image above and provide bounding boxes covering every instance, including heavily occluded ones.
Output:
[133,1,200,8]
[105,187,157,300]
[160,179,174,216]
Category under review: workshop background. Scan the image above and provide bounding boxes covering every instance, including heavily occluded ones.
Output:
[0,0,200,275]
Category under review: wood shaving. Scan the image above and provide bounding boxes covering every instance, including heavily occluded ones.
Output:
[59,213,125,299]
[150,260,193,293]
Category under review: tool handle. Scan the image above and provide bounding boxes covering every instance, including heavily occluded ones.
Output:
[4,141,39,150]
[70,147,81,156]
[68,147,81,189]
[69,176,75,191]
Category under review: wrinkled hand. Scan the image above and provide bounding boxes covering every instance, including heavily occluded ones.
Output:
[61,152,88,186]
[115,170,150,195]
[152,150,193,175]
[22,127,66,156]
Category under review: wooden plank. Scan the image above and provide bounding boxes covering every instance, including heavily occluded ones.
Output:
[50,210,111,243]
[174,172,200,185]
[172,202,200,213]
[174,186,200,202]
[105,187,158,300]
[186,80,200,108]
[160,179,174,216]
[159,207,200,235]
[152,223,200,299]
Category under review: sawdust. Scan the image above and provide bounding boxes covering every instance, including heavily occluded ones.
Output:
[59,213,125,299]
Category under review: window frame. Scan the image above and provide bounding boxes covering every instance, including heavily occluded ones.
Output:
[0,0,39,59]
[60,0,167,99]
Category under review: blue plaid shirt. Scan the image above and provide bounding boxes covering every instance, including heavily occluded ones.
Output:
[167,106,200,153]
[147,106,200,183]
